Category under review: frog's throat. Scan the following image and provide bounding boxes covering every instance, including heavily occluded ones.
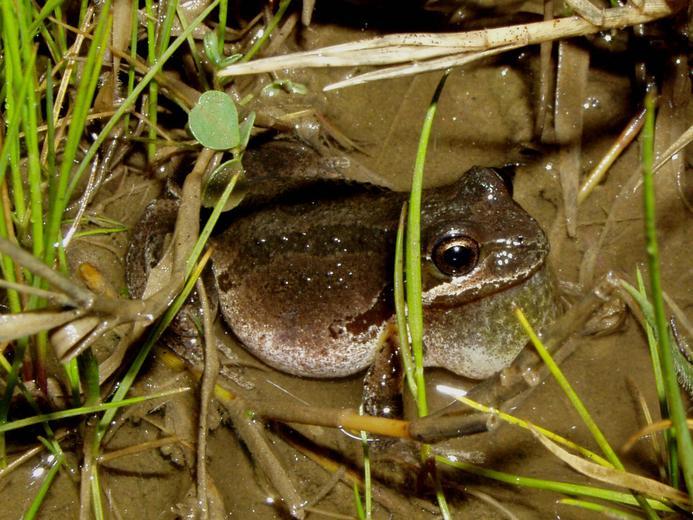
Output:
[423,266,557,380]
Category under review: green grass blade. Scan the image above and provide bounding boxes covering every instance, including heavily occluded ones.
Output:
[437,456,672,512]
[240,0,292,63]
[623,271,678,484]
[23,452,64,519]
[393,203,417,399]
[451,393,613,467]
[122,0,139,134]
[73,227,128,239]
[559,498,652,519]
[0,387,189,434]
[621,273,666,409]
[44,2,112,268]
[359,425,372,519]
[515,308,659,518]
[28,0,66,37]
[353,482,366,520]
[186,171,240,277]
[641,88,693,492]
[405,69,452,520]
[516,308,622,467]
[176,6,209,91]
[216,0,228,56]
[406,70,450,418]
[146,0,179,161]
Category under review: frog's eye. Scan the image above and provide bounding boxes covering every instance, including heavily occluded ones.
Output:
[431,235,480,277]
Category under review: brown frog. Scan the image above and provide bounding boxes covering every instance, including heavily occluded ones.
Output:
[127,144,556,382]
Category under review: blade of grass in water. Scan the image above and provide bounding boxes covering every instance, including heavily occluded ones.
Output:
[515,309,621,464]
[240,0,292,63]
[122,0,140,134]
[405,69,452,520]
[641,88,693,492]
[621,270,677,483]
[73,226,128,239]
[176,6,210,91]
[144,0,157,161]
[23,450,64,520]
[406,70,450,418]
[449,393,612,467]
[358,424,372,519]
[393,203,417,399]
[147,0,179,161]
[437,456,672,512]
[217,0,229,57]
[353,482,366,520]
[0,387,189,434]
[515,308,659,518]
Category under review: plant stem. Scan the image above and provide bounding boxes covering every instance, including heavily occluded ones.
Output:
[641,87,693,493]
[406,70,450,418]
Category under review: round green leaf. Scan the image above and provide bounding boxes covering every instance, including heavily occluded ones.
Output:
[188,90,240,150]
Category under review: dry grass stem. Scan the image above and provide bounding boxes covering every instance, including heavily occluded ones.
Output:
[579,107,646,205]
[533,429,691,506]
[564,0,606,25]
[97,436,183,464]
[218,1,673,90]
[653,123,693,174]
[195,280,219,518]
[623,419,693,454]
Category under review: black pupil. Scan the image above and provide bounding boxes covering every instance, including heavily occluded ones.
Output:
[442,244,475,272]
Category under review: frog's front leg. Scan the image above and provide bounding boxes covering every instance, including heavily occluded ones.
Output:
[361,323,403,420]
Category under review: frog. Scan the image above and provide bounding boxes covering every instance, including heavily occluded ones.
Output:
[127,143,555,384]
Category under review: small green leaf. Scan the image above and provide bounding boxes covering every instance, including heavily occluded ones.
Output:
[203,32,221,65]
[202,32,242,69]
[189,90,239,150]
[201,158,247,211]
[262,79,308,96]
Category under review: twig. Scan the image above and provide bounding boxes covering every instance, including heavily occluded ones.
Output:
[196,280,218,519]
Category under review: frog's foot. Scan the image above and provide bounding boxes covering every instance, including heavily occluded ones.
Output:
[560,278,627,337]
[362,326,403,419]
[360,327,440,491]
